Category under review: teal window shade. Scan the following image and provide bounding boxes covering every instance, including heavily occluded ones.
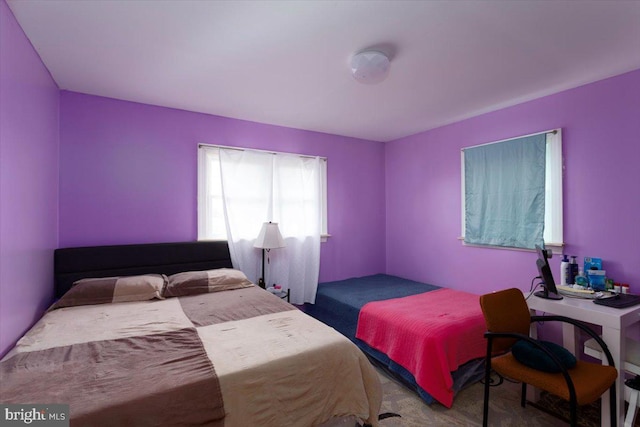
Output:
[464,134,546,249]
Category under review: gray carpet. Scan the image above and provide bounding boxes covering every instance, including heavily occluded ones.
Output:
[376,368,571,426]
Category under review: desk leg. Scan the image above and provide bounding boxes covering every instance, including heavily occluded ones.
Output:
[562,322,579,356]
[602,327,626,427]
[528,311,541,402]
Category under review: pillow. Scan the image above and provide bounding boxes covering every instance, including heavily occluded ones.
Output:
[512,339,577,373]
[164,268,253,297]
[51,274,166,310]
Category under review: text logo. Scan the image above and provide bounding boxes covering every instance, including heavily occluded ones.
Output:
[1,405,68,426]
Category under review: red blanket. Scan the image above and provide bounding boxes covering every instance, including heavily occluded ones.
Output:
[355,288,486,408]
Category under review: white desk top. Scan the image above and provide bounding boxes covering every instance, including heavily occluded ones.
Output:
[526,292,640,330]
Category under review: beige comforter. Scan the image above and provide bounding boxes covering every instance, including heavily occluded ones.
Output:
[0,286,382,426]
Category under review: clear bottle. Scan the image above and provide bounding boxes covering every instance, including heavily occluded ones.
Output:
[560,255,570,286]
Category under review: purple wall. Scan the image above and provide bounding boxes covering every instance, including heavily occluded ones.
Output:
[386,69,640,297]
[0,0,59,357]
[59,91,386,283]
[4,0,638,356]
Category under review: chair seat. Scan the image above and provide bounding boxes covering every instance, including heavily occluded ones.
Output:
[493,353,618,405]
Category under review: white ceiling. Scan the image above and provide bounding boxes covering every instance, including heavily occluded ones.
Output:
[7,0,640,142]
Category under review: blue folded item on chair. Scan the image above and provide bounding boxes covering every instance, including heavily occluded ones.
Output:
[512,339,577,373]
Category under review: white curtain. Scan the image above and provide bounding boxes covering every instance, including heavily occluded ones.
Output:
[218,148,321,304]
[544,130,563,246]
[218,149,272,286]
[271,154,321,304]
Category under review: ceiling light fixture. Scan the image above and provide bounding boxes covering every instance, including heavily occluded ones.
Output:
[350,50,390,84]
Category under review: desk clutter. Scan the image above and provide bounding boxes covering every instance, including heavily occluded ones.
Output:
[554,286,640,308]
[555,254,639,308]
[555,284,600,299]
[560,255,633,292]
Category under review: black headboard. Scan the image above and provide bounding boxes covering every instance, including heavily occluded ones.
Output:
[54,241,232,298]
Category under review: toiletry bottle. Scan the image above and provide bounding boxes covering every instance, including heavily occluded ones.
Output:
[605,278,614,291]
[560,255,570,287]
[575,269,588,287]
[569,256,578,285]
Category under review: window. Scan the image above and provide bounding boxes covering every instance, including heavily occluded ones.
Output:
[460,129,563,250]
[198,145,328,241]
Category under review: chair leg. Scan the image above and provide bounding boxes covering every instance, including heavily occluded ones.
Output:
[570,398,577,427]
[610,383,617,427]
[483,370,491,427]
[483,351,493,427]
[521,382,527,407]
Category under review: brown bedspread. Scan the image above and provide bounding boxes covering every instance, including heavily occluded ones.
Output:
[178,286,295,326]
[0,286,381,427]
[1,328,223,426]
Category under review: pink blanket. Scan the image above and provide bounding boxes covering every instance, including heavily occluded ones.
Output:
[355,288,486,408]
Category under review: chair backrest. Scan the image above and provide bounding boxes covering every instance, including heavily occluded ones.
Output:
[480,288,532,354]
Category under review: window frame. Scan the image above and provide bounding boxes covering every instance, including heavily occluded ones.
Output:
[197,144,329,242]
[460,129,563,251]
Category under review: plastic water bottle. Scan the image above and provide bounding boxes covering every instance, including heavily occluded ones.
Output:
[560,255,570,286]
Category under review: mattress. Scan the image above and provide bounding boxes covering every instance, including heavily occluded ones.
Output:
[1,286,382,426]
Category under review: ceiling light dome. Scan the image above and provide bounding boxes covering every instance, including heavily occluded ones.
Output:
[350,51,390,84]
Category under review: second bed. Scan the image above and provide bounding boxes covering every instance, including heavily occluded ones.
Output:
[304,274,487,408]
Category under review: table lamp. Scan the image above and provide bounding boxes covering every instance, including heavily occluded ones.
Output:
[254,221,285,289]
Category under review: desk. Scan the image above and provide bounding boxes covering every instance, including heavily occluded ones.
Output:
[527,294,640,427]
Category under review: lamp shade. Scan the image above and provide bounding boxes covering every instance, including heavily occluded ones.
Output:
[254,222,285,249]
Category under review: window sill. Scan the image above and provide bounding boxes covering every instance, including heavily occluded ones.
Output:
[321,234,331,243]
[458,236,565,253]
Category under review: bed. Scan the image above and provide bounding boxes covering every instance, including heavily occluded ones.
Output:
[304,274,487,408]
[0,241,382,427]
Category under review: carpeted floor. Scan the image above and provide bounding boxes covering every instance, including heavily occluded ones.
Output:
[527,391,600,427]
[375,368,616,426]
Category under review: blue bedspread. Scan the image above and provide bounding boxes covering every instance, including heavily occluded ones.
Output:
[305,274,438,341]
